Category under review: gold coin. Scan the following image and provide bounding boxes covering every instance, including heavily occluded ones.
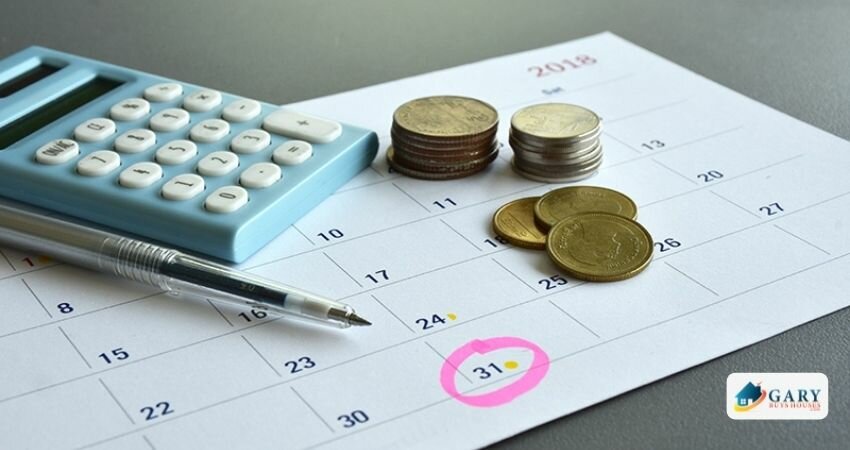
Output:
[546,212,653,282]
[393,96,499,138]
[511,103,600,141]
[492,197,548,250]
[534,186,637,230]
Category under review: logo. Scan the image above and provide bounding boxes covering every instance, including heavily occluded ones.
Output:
[727,373,828,420]
[733,381,767,412]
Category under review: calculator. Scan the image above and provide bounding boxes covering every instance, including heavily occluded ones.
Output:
[0,47,378,262]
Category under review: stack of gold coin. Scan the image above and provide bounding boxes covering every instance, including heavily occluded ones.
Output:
[492,186,653,282]
[509,103,603,183]
[388,96,499,180]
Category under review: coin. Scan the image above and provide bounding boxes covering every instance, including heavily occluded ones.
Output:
[509,103,603,183]
[511,103,600,141]
[534,186,637,230]
[394,96,499,138]
[387,146,496,180]
[511,155,602,184]
[390,96,500,180]
[492,197,548,250]
[546,212,653,281]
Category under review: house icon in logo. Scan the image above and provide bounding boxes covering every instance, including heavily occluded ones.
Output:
[734,381,766,411]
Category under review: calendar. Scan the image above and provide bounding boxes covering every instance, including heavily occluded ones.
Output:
[2,33,849,449]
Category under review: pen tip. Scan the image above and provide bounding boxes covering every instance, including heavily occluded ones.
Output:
[348,313,372,327]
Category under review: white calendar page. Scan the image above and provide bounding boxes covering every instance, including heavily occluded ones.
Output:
[2,32,850,449]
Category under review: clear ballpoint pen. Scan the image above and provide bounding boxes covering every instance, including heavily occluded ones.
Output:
[0,202,371,329]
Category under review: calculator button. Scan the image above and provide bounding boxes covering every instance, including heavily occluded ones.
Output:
[222,99,261,122]
[190,119,230,143]
[150,108,191,132]
[74,118,116,142]
[205,186,248,213]
[155,139,198,165]
[109,98,151,121]
[161,174,205,200]
[144,83,183,102]
[76,150,121,176]
[240,163,281,189]
[263,110,342,144]
[119,162,163,188]
[183,89,222,112]
[35,139,79,165]
[272,140,313,165]
[230,129,271,154]
[114,129,156,153]
[197,151,239,176]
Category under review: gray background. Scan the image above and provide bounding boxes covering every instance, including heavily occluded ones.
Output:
[1,1,848,448]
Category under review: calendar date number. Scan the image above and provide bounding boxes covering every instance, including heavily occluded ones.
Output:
[528,55,597,78]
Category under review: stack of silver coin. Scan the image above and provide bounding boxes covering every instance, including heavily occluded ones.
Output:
[509,103,603,183]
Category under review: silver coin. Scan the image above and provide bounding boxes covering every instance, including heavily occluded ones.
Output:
[510,139,602,164]
[511,155,602,183]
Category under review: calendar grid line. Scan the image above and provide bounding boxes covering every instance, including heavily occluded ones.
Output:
[291,386,335,434]
[651,158,699,185]
[641,153,805,208]
[663,261,720,296]
[322,251,364,288]
[338,247,512,301]
[547,300,600,338]
[4,173,847,410]
[206,299,235,327]
[709,190,761,218]
[142,435,156,450]
[293,224,317,246]
[0,249,15,271]
[246,184,543,272]
[605,99,688,124]
[240,335,281,377]
[370,294,415,333]
[0,316,284,404]
[20,278,52,318]
[606,125,745,170]
[98,378,135,425]
[439,218,483,251]
[491,257,538,293]
[367,165,385,178]
[75,249,850,450]
[58,325,91,369]
[497,73,636,112]
[391,182,430,212]
[602,131,642,154]
[424,341,472,383]
[244,122,748,277]
[306,250,850,450]
[0,291,163,339]
[0,261,55,282]
[336,173,400,194]
[772,224,832,255]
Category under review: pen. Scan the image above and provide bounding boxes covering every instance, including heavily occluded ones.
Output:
[0,202,371,328]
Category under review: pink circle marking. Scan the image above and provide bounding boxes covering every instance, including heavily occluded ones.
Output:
[440,336,550,407]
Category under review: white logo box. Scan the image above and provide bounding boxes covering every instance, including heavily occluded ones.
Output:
[727,373,828,420]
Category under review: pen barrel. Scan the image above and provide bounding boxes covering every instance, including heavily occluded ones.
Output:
[0,202,175,289]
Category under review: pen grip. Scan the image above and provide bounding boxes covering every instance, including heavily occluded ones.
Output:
[98,237,178,290]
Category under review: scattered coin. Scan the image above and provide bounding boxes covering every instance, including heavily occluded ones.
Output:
[534,186,637,231]
[545,212,653,282]
[492,197,548,250]
[389,96,499,180]
[509,103,603,183]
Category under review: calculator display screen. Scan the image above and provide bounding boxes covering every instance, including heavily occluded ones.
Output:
[0,76,122,150]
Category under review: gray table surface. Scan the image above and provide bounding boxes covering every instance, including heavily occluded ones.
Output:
[1,1,848,448]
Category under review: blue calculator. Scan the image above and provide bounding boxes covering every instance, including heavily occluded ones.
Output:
[0,47,378,262]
